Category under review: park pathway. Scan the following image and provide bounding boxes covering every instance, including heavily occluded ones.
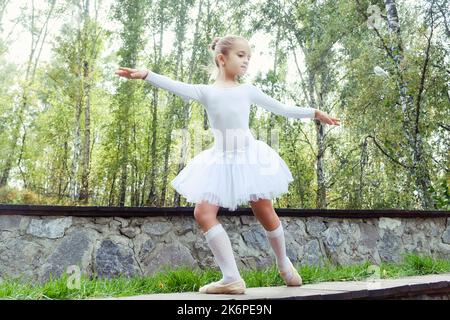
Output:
[93,273,450,300]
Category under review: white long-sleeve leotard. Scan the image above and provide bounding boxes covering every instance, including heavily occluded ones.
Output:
[144,70,316,151]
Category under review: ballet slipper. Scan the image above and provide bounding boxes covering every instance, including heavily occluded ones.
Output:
[199,278,246,294]
[279,260,303,286]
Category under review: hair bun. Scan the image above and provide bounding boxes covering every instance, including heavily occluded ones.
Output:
[209,37,221,51]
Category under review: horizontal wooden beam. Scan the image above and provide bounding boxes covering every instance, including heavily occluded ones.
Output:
[0,204,448,218]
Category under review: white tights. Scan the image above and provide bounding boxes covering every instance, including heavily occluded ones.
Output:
[203,223,242,284]
[203,221,291,284]
[264,222,291,273]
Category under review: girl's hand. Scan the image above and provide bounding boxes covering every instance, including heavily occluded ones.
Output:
[315,109,341,126]
[115,67,148,80]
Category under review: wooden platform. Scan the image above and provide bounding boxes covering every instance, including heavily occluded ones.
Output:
[93,273,450,300]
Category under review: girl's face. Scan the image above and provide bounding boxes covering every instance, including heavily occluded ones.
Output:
[219,40,252,77]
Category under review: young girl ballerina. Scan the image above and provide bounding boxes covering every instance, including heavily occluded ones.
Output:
[115,35,340,295]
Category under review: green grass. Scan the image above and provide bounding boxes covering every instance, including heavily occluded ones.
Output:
[0,253,449,300]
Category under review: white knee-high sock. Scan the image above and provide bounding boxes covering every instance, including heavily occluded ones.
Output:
[265,222,291,273]
[203,223,242,284]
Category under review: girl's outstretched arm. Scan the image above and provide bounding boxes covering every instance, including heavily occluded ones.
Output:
[249,84,340,125]
[115,67,203,103]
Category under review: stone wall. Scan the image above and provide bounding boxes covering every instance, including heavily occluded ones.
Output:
[0,214,449,284]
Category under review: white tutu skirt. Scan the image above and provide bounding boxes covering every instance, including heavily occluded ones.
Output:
[170,138,294,211]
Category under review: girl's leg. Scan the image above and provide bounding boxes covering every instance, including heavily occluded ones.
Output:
[194,200,220,233]
[249,198,291,273]
[194,200,242,284]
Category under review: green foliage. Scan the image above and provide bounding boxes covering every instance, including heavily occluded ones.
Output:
[0,0,448,210]
[0,186,79,205]
[428,174,450,210]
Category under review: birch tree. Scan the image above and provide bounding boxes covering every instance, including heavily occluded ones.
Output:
[0,0,57,188]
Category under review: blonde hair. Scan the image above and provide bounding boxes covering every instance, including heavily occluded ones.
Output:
[203,34,249,81]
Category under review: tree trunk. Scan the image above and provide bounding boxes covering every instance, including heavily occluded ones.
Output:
[0,0,55,188]
[384,0,435,208]
[172,0,204,207]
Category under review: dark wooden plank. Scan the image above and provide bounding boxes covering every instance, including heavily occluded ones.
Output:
[0,204,448,218]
